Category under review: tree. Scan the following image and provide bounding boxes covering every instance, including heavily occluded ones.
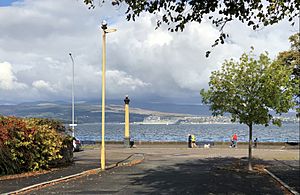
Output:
[83,0,299,56]
[275,33,300,116]
[200,48,298,170]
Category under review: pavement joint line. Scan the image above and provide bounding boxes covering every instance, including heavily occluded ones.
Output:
[2,153,145,195]
[264,168,299,195]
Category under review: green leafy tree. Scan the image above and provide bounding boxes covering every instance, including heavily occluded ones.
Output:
[200,48,298,170]
[274,33,300,116]
[83,0,299,56]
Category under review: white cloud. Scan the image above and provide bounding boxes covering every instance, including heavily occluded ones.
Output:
[32,80,56,92]
[0,0,298,103]
[145,31,173,47]
[0,61,27,90]
[107,70,151,93]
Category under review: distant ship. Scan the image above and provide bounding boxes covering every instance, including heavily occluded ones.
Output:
[140,115,177,125]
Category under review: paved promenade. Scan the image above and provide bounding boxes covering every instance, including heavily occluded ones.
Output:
[0,144,299,194]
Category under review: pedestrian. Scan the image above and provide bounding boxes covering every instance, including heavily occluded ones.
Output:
[191,134,197,148]
[130,137,134,148]
[188,134,192,148]
[129,137,137,148]
[230,133,238,148]
[253,138,258,148]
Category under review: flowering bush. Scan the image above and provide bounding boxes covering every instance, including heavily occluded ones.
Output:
[0,116,72,175]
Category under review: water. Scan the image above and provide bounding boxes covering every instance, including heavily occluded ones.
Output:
[72,123,299,143]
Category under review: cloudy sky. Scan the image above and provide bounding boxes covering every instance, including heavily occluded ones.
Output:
[0,0,298,104]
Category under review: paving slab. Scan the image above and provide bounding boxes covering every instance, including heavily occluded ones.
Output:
[0,145,138,194]
[0,144,299,195]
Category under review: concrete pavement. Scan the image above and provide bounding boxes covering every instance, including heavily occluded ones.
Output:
[1,144,299,194]
[0,145,144,194]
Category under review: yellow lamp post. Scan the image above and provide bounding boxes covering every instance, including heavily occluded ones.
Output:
[124,95,130,147]
[100,21,116,170]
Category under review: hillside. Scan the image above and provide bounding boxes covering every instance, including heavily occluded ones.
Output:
[1,101,296,124]
[0,101,189,123]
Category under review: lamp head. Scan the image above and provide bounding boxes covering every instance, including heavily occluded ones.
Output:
[69,52,72,56]
[101,20,107,30]
[124,95,130,104]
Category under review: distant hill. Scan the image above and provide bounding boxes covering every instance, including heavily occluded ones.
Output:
[0,100,296,123]
[0,101,191,123]
[101,99,212,116]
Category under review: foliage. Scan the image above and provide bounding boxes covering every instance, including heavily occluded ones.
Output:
[0,117,30,175]
[0,116,70,175]
[83,0,299,56]
[29,118,68,133]
[274,33,300,116]
[200,48,298,169]
[0,147,20,175]
[201,48,297,126]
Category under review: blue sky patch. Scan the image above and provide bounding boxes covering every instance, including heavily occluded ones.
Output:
[0,0,21,7]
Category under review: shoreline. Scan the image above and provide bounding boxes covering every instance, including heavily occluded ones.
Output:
[82,140,300,144]
[81,141,300,149]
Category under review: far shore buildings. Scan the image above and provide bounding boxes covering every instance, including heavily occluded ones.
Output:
[134,115,298,125]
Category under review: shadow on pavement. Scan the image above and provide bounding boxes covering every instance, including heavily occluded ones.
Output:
[267,160,300,193]
[0,158,99,194]
[131,157,284,194]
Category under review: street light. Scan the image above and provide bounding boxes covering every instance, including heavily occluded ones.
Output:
[69,52,77,137]
[100,20,117,170]
[124,95,130,147]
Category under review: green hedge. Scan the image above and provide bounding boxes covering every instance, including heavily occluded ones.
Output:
[0,116,72,175]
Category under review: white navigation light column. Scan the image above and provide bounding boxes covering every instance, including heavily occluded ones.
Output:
[100,21,117,170]
[69,53,77,137]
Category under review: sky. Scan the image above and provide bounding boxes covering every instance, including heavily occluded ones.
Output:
[0,0,20,6]
[0,0,299,105]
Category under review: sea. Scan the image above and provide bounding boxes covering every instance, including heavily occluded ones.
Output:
[72,122,299,143]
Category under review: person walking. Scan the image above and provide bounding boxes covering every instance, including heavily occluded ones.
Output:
[230,133,238,148]
[188,134,192,148]
[191,134,197,148]
[253,138,258,148]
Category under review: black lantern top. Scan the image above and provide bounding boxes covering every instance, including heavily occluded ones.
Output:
[124,96,130,104]
[101,20,107,30]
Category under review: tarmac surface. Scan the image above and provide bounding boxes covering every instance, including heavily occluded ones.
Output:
[0,143,299,195]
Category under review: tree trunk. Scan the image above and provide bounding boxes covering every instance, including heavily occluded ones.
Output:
[248,123,253,171]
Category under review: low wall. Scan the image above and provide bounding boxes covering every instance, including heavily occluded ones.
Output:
[81,140,299,149]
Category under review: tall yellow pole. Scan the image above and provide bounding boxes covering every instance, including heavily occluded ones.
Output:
[125,103,129,137]
[124,96,130,147]
[100,21,116,170]
[101,29,106,170]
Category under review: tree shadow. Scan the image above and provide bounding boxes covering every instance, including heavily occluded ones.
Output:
[130,157,284,194]
[266,160,300,193]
